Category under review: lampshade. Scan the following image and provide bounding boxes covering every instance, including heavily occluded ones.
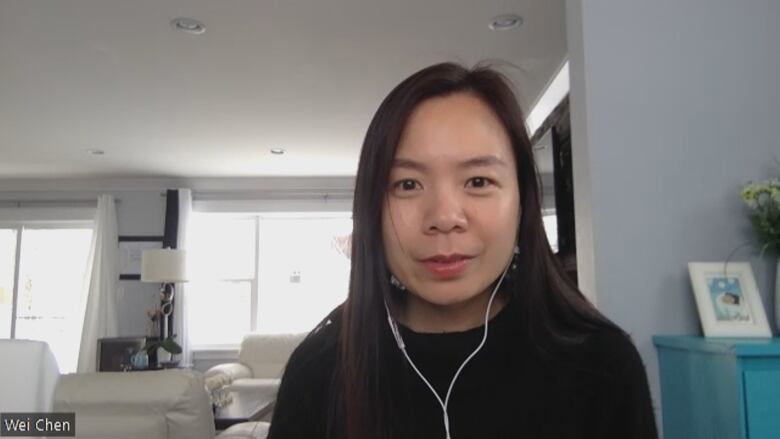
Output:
[141,249,189,283]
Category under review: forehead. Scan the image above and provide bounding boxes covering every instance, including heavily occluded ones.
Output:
[394,92,514,165]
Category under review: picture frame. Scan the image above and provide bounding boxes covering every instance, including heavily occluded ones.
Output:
[688,262,771,337]
[118,236,164,280]
[97,336,160,371]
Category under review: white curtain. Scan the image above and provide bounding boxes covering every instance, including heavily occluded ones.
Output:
[173,189,193,366]
[77,194,120,372]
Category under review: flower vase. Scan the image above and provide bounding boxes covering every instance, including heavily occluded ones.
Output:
[157,347,172,366]
[131,351,149,370]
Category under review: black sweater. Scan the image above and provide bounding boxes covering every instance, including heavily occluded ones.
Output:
[268,299,658,439]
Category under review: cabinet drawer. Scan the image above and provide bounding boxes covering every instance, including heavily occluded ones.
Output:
[743,370,780,439]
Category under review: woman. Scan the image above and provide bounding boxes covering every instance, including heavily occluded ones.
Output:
[267,63,657,439]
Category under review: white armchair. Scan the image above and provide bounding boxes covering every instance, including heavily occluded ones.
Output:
[0,339,267,439]
[54,369,271,439]
[0,339,60,412]
[205,333,306,394]
[54,370,216,439]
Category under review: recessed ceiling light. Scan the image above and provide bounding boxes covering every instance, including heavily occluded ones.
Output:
[489,14,523,31]
[170,17,206,35]
[86,149,105,156]
[270,148,285,155]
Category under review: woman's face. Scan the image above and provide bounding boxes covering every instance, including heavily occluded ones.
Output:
[382,92,521,310]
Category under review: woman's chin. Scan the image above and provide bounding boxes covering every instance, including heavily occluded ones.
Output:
[409,284,485,309]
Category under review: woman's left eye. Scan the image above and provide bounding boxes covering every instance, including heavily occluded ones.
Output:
[465,177,493,189]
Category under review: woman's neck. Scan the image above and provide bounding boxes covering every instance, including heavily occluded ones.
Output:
[398,289,508,333]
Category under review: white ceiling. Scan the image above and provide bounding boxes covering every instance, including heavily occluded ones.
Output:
[0,0,567,179]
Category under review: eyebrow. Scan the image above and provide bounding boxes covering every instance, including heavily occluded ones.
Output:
[391,158,427,171]
[458,155,508,169]
[391,155,508,171]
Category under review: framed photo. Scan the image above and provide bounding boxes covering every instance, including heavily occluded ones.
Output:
[97,336,159,371]
[688,262,771,337]
[119,236,164,280]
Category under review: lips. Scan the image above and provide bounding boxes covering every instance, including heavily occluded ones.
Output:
[421,254,472,279]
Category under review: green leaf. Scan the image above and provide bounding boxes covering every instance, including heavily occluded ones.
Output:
[161,338,183,354]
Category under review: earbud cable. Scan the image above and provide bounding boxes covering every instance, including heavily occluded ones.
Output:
[385,261,511,439]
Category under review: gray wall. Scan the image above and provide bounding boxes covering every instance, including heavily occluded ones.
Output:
[566,0,780,431]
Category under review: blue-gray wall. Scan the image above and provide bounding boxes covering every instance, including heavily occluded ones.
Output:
[567,0,780,431]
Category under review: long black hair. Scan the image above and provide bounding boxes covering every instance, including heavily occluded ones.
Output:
[331,62,618,439]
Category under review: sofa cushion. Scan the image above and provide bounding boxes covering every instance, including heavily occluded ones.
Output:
[229,378,281,393]
[63,412,167,439]
[206,362,252,382]
[237,333,306,378]
[0,339,60,412]
[53,370,215,439]
[217,421,270,439]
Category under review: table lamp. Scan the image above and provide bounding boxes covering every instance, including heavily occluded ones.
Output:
[141,248,188,339]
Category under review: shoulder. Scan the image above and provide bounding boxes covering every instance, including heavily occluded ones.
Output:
[281,307,342,386]
[518,320,649,390]
[543,327,653,413]
[583,328,643,365]
[269,308,343,438]
[574,330,658,437]
[558,327,647,381]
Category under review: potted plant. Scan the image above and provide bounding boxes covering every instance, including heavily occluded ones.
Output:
[146,307,162,337]
[740,177,780,328]
[142,334,183,367]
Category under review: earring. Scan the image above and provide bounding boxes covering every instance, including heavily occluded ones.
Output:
[390,274,406,291]
[510,245,520,273]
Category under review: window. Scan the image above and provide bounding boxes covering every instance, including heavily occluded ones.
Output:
[542,213,559,253]
[187,212,352,348]
[0,229,17,339]
[0,225,93,373]
[187,216,255,347]
[256,216,351,334]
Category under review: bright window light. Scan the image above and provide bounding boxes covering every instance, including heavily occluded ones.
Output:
[188,280,252,346]
[542,214,559,253]
[0,229,17,339]
[2,227,93,373]
[187,216,255,347]
[526,60,570,136]
[187,212,352,348]
[256,216,352,334]
[188,216,256,280]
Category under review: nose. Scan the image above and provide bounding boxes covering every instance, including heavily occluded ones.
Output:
[422,186,468,234]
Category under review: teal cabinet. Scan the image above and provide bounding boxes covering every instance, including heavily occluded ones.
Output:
[653,336,780,439]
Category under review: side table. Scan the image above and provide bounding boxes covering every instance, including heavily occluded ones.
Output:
[214,389,276,431]
[654,336,780,439]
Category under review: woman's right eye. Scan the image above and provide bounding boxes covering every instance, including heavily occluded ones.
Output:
[391,179,421,192]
